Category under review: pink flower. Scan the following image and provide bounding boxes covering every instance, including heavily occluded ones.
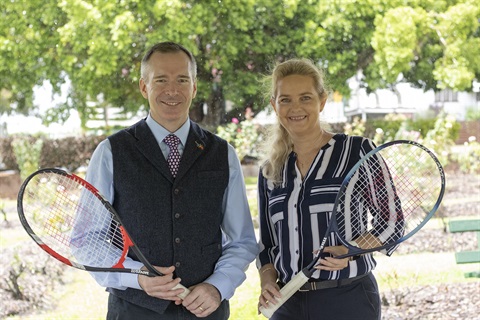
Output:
[232,118,239,124]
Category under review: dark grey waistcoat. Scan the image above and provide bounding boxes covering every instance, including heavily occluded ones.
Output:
[107,119,229,314]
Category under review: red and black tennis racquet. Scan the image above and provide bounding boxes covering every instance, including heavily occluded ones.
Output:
[17,167,190,299]
[260,140,446,318]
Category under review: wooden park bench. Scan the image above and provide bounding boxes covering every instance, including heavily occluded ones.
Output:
[448,219,480,277]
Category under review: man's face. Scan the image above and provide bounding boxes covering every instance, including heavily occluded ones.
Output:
[140,51,197,132]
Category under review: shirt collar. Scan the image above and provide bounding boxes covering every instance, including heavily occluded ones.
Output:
[145,114,190,147]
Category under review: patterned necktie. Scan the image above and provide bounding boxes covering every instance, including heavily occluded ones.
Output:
[164,134,181,178]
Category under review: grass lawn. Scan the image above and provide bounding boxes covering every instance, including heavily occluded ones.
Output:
[4,249,477,320]
[2,177,479,319]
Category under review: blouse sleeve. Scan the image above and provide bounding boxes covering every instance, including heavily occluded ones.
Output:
[256,169,279,268]
[361,139,404,256]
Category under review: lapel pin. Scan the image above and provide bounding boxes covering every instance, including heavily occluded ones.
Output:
[195,141,204,150]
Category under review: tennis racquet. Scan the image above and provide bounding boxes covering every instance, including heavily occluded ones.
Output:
[17,167,190,299]
[260,140,445,318]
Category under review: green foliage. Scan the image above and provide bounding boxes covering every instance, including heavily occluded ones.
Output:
[0,136,16,170]
[1,135,106,173]
[372,7,428,85]
[216,119,261,162]
[343,117,366,137]
[370,114,408,145]
[1,0,478,130]
[245,177,259,222]
[11,137,43,180]
[371,0,480,92]
[453,138,480,173]
[465,106,480,120]
[39,135,106,172]
[422,113,458,167]
[366,114,459,146]
[431,2,480,90]
[347,113,476,174]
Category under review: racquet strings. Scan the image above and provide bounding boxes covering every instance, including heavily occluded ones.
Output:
[22,171,126,268]
[336,143,443,249]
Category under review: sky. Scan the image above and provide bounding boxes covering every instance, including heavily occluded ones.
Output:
[0,81,82,137]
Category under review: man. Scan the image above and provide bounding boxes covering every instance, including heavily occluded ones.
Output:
[85,41,258,319]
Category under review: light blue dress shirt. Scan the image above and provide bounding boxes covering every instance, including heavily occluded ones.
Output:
[85,114,258,300]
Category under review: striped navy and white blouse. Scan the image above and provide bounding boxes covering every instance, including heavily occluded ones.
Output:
[257,134,400,283]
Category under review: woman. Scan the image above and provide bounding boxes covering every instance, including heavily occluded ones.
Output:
[256,58,392,319]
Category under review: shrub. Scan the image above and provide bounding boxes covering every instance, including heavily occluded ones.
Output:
[422,113,457,167]
[216,118,262,162]
[0,245,66,317]
[0,135,106,173]
[344,117,366,137]
[0,136,17,170]
[12,137,43,180]
[453,137,480,173]
[40,135,106,172]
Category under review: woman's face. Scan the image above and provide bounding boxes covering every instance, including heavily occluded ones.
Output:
[271,74,326,138]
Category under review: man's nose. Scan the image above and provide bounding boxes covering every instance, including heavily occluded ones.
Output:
[165,83,178,95]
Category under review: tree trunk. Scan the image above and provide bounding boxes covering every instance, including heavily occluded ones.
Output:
[189,100,205,123]
[203,83,226,129]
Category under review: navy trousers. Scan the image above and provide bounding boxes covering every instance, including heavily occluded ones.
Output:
[271,273,381,320]
[106,294,230,320]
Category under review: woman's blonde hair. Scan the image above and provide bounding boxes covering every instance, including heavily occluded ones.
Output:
[260,58,330,185]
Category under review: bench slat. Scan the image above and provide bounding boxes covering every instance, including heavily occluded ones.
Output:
[448,219,480,233]
[455,251,480,264]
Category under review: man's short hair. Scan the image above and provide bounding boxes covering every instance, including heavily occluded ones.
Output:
[141,41,197,79]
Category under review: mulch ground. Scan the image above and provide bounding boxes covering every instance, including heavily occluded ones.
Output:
[0,171,478,319]
[381,171,480,320]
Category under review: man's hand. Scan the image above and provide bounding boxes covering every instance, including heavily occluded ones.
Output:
[182,283,221,317]
[138,265,185,303]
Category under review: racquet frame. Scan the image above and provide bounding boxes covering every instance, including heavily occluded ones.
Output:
[17,168,190,299]
[260,140,445,317]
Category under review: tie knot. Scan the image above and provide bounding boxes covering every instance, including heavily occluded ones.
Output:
[164,134,180,148]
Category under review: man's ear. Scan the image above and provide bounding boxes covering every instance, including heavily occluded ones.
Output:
[139,78,148,99]
[192,81,197,99]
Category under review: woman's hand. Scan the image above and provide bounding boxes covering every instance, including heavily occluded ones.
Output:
[314,245,350,271]
[258,264,281,313]
[258,281,281,312]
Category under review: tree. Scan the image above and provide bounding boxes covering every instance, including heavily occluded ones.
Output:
[0,0,66,115]
[371,0,480,92]
[1,0,305,130]
[1,0,478,131]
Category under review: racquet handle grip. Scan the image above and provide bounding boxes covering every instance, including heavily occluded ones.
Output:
[259,270,310,318]
[174,283,191,300]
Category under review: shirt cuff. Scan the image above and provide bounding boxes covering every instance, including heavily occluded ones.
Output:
[120,260,144,290]
[204,271,241,301]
